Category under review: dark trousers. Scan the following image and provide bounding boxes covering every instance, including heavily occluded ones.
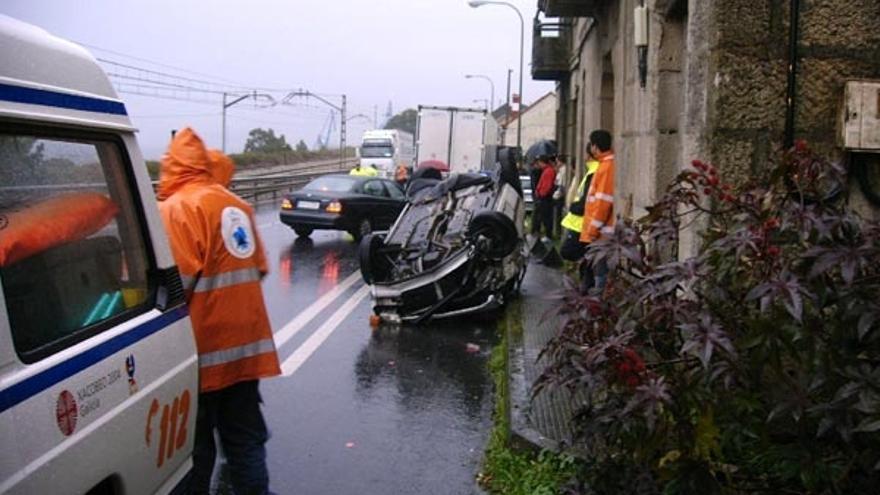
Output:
[560,229,586,261]
[533,198,555,238]
[189,380,270,495]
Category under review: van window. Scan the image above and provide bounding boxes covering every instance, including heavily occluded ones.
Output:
[0,133,153,362]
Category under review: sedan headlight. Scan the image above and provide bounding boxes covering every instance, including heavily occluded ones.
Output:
[281,198,293,210]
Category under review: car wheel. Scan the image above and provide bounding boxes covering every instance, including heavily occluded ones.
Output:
[352,218,371,241]
[358,233,391,284]
[467,211,518,260]
[294,227,313,238]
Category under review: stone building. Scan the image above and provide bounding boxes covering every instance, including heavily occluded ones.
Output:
[533,0,880,255]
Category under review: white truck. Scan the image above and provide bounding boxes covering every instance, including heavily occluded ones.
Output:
[0,15,198,494]
[358,129,415,179]
[415,105,500,175]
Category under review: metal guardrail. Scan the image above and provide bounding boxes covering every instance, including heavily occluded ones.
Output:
[0,158,358,205]
[228,158,356,203]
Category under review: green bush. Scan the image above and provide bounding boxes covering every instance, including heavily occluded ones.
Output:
[537,142,880,493]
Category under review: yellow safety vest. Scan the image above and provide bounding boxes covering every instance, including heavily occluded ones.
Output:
[560,160,599,233]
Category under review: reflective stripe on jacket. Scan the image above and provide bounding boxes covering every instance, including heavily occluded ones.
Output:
[158,128,281,393]
[561,160,599,233]
[579,151,615,243]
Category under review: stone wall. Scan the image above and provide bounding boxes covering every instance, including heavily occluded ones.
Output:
[553,0,880,256]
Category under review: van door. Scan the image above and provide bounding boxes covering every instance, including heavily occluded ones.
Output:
[0,127,198,494]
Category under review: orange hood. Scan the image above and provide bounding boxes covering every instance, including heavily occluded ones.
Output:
[157,127,214,200]
[207,149,235,187]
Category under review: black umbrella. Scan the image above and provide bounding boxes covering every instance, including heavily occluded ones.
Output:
[524,139,558,165]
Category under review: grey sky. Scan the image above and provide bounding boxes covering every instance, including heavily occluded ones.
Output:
[2,0,554,159]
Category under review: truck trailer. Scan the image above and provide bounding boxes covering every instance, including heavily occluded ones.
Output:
[415,105,500,175]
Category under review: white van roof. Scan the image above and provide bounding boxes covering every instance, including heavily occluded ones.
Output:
[0,15,133,131]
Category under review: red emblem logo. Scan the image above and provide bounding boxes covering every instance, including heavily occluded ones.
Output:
[56,390,78,436]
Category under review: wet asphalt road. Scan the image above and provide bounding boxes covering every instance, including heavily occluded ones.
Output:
[247,203,498,494]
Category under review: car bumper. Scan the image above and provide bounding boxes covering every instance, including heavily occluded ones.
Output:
[279,210,352,231]
[370,250,504,322]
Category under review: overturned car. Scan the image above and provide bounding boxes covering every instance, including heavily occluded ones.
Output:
[358,163,527,324]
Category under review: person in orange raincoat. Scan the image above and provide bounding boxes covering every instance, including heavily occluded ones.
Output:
[158,128,280,495]
[395,162,409,186]
[207,148,235,188]
[579,129,615,292]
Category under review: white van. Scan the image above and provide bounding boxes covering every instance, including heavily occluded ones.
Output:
[358,129,414,179]
[0,16,198,494]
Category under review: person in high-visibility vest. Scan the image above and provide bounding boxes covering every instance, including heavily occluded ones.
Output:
[350,163,369,176]
[579,129,615,291]
[560,157,599,261]
[158,128,281,495]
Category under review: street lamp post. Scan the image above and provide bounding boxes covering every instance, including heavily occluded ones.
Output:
[467,0,524,156]
[465,74,495,111]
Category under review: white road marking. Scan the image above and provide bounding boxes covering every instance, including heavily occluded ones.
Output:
[281,285,371,376]
[273,270,362,349]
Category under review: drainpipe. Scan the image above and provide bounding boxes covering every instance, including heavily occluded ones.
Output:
[783,0,801,148]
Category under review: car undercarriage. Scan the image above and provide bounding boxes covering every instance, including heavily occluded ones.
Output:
[359,168,526,324]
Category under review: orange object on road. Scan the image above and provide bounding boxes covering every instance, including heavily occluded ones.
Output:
[0,192,118,267]
[158,127,280,392]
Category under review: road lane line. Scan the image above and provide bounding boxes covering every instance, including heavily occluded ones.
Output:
[273,270,362,349]
[281,285,371,377]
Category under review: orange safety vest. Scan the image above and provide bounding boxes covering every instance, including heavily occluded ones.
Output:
[580,150,615,243]
[158,128,280,393]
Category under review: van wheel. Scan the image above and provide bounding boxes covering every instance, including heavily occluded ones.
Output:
[294,227,313,238]
[468,211,518,260]
[352,218,372,242]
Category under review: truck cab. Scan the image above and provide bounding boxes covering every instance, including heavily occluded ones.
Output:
[359,129,414,180]
[0,15,198,494]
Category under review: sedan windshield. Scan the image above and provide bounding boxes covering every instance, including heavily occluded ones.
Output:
[303,176,356,192]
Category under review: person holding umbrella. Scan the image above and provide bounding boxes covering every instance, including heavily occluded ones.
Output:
[525,139,559,241]
[533,154,557,242]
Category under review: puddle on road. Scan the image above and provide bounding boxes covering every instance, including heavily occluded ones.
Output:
[276,234,356,295]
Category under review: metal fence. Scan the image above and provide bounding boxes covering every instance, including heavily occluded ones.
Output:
[227,158,356,203]
[0,158,358,207]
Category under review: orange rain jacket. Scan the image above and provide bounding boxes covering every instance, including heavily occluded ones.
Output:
[207,148,235,188]
[580,150,615,243]
[158,128,280,393]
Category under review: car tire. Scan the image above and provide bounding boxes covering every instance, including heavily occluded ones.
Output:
[358,233,391,284]
[467,211,518,260]
[294,227,313,238]
[352,218,371,242]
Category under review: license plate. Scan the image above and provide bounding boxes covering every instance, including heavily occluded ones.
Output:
[298,200,320,210]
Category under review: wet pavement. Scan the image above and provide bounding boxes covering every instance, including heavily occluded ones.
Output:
[241,204,497,494]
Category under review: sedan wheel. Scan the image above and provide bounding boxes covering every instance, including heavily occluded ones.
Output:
[294,227,313,238]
